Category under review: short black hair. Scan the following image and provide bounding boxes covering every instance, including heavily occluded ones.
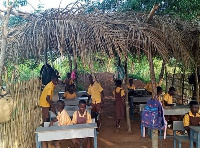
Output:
[157,86,163,94]
[57,100,65,108]
[189,101,199,108]
[79,100,86,105]
[115,80,122,86]
[129,78,133,83]
[169,87,176,92]
[51,74,59,80]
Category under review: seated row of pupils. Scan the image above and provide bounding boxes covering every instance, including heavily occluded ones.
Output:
[48,100,92,148]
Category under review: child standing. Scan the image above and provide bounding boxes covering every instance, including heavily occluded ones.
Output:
[63,84,77,100]
[48,100,72,148]
[72,100,92,148]
[113,80,125,133]
[127,78,135,120]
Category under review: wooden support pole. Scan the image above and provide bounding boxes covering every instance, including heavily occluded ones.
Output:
[165,65,168,93]
[147,49,158,148]
[125,58,131,132]
[195,66,199,103]
[181,69,185,104]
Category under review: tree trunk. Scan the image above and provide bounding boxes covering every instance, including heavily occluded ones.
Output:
[68,54,72,73]
[181,69,185,104]
[165,65,168,93]
[0,7,11,82]
[125,58,131,132]
[195,66,199,103]
[172,66,177,87]
[158,61,165,86]
[147,49,157,148]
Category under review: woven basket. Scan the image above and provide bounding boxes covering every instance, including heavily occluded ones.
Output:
[0,91,13,123]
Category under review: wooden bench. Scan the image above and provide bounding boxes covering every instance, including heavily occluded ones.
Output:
[35,123,97,148]
[173,121,189,148]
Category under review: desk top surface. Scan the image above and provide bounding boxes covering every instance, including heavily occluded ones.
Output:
[35,123,97,133]
[190,126,200,133]
[164,105,189,110]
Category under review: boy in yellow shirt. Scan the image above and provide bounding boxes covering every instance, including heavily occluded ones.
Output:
[127,78,135,120]
[156,86,163,103]
[72,100,92,148]
[39,74,59,123]
[49,100,72,148]
[144,81,158,95]
[127,78,136,90]
[163,87,176,106]
[87,75,104,132]
[183,101,200,136]
[63,84,77,100]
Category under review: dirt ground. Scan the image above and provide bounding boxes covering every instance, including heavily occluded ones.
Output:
[52,72,190,148]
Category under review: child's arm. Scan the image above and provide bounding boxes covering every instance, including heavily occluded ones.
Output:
[46,95,56,113]
[49,118,58,126]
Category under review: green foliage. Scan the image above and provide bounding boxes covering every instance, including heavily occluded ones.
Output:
[84,0,200,20]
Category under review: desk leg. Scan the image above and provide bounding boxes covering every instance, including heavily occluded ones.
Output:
[94,129,97,148]
[35,133,41,148]
[197,133,200,148]
[190,130,194,148]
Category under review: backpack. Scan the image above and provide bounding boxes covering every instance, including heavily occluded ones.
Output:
[141,98,167,139]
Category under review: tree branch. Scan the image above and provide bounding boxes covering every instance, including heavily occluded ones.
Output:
[146,4,160,23]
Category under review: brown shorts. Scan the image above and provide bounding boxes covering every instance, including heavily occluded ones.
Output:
[91,103,101,113]
[41,107,50,119]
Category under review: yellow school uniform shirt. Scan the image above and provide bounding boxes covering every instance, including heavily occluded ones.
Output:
[87,82,103,104]
[163,93,173,104]
[144,82,158,93]
[127,84,136,90]
[72,111,92,124]
[113,87,125,97]
[63,91,77,99]
[57,109,72,126]
[39,81,55,107]
[183,111,200,127]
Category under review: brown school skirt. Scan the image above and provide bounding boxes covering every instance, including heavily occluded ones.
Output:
[91,103,101,113]
[115,100,125,119]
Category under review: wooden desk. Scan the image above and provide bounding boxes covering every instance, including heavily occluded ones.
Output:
[189,126,200,148]
[35,123,97,148]
[164,105,189,115]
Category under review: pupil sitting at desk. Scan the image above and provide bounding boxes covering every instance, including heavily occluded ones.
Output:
[127,78,135,120]
[72,100,92,148]
[163,87,176,106]
[144,81,158,95]
[49,100,72,148]
[63,84,77,100]
[63,73,74,91]
[156,86,163,103]
[183,101,200,136]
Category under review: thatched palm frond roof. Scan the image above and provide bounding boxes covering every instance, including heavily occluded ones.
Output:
[6,3,200,66]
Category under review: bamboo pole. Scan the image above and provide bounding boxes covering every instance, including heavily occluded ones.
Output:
[195,66,199,103]
[181,69,185,104]
[147,49,158,148]
[125,58,131,132]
